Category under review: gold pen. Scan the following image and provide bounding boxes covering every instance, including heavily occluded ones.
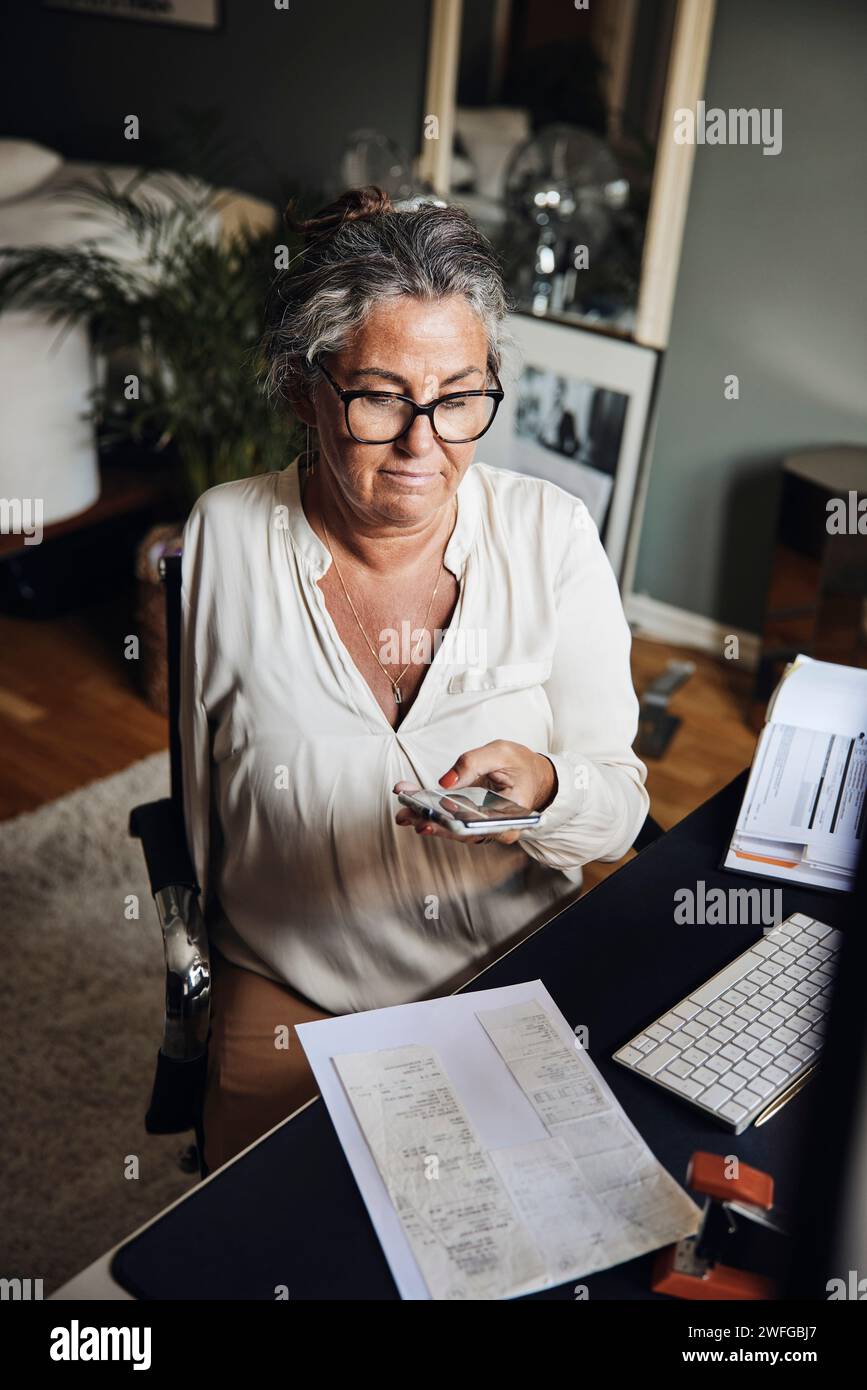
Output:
[754,1064,818,1128]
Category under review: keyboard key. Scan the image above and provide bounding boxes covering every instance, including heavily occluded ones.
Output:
[659,1012,684,1031]
[790,1041,815,1063]
[732,1004,760,1024]
[614,1046,644,1066]
[764,1062,787,1086]
[747,1047,773,1068]
[636,1042,679,1075]
[733,1087,764,1112]
[762,1035,786,1057]
[672,1001,701,1021]
[787,986,811,1007]
[802,1029,823,1049]
[696,1009,719,1028]
[709,999,734,1018]
[733,1059,759,1081]
[796,978,823,999]
[801,952,826,971]
[787,1013,812,1037]
[770,946,797,964]
[699,1082,735,1111]
[744,1021,772,1042]
[752,991,779,1011]
[806,920,832,939]
[667,1057,693,1079]
[707,1055,730,1075]
[788,912,814,928]
[658,1070,704,1099]
[646,1023,671,1043]
[748,1073,776,1098]
[774,1025,798,1046]
[720,1042,745,1063]
[776,1052,801,1075]
[632,1034,658,1052]
[695,1036,721,1056]
[692,1065,717,1088]
[751,940,779,959]
[719,1099,749,1124]
[708,1024,735,1044]
[690,955,760,1007]
[682,1046,707,1068]
[747,968,772,985]
[682,1020,707,1040]
[722,989,746,1005]
[768,1001,795,1022]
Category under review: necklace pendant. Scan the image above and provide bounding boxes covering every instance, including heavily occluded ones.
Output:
[393,685,402,705]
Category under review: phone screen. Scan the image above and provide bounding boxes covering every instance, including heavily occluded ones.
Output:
[408,788,539,826]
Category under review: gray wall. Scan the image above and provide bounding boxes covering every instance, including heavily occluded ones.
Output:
[633,0,867,632]
[1,0,431,203]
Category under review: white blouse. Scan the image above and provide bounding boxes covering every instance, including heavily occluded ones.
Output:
[179,456,648,1014]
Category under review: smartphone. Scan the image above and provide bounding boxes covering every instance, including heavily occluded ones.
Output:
[396,787,541,837]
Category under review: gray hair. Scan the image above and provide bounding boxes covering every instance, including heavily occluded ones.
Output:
[262,187,510,405]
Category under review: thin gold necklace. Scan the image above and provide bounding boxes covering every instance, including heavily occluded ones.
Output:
[321,500,456,706]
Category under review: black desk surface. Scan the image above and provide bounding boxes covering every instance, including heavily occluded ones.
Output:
[112,773,848,1300]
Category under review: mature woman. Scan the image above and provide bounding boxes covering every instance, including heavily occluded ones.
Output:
[180,187,649,1173]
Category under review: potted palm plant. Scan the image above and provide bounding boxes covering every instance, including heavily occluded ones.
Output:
[0,169,303,708]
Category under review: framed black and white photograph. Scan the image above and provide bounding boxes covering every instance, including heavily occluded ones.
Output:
[477,315,658,578]
[44,0,221,29]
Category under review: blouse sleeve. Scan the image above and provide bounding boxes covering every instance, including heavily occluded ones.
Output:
[179,498,214,916]
[518,497,649,873]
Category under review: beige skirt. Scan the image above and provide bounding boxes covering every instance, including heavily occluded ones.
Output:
[201,946,333,1173]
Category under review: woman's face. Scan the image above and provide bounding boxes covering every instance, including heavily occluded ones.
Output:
[307,295,490,529]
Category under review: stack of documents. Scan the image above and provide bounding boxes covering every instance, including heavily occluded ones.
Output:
[297,981,700,1300]
[724,655,867,891]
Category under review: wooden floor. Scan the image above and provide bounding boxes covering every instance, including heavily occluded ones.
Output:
[0,594,759,891]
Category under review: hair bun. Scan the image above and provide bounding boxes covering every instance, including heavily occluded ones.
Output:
[286,185,394,247]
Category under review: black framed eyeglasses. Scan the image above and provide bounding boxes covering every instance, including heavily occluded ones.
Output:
[316,358,504,445]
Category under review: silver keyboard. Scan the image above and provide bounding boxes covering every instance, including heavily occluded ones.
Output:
[613,912,841,1135]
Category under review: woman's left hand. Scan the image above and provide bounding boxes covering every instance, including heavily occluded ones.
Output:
[394,741,558,846]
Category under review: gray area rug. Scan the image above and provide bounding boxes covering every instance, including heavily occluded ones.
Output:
[0,752,198,1295]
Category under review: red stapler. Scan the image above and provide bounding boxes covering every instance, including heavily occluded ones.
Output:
[652,1151,786,1299]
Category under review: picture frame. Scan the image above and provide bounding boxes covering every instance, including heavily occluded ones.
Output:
[476,313,658,581]
[43,0,222,30]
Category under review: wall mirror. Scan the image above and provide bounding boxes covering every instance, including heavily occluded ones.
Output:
[419,0,717,349]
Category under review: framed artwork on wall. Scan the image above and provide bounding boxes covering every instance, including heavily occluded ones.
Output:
[44,1,221,29]
[476,313,657,580]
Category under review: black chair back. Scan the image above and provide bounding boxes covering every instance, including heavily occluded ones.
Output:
[161,552,184,816]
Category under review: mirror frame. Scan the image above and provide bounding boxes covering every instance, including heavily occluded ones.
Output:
[416,0,717,350]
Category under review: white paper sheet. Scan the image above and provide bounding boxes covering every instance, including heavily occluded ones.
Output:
[768,653,867,737]
[332,1045,548,1300]
[725,720,865,889]
[297,982,700,1300]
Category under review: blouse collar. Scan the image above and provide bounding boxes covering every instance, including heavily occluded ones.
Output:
[278,454,480,580]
